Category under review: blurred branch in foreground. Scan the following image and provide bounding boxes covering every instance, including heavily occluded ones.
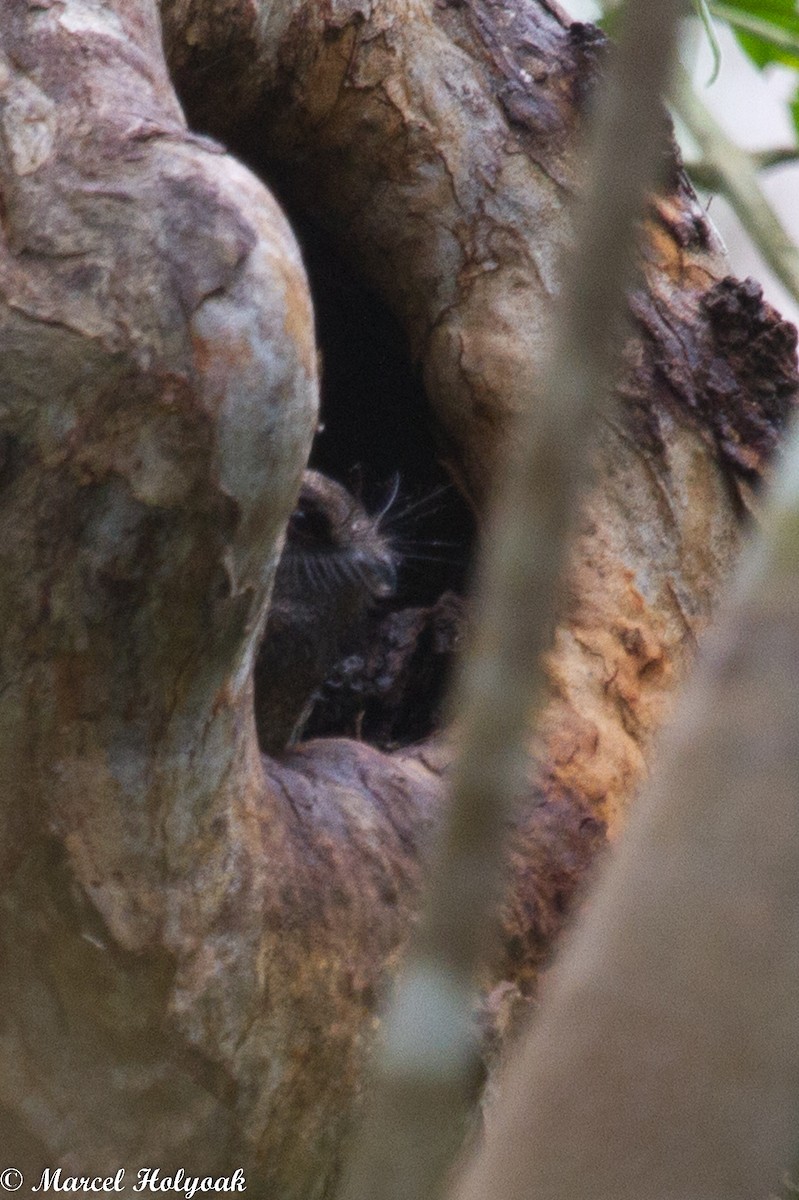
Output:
[337,1,690,1198]
[452,359,799,1200]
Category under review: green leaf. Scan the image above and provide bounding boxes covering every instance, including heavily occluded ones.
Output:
[710,0,799,35]
[709,1,799,71]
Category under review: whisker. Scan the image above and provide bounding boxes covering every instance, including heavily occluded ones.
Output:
[381,484,453,528]
[375,472,402,523]
[391,536,464,551]
[306,559,325,593]
[398,552,465,566]
[320,557,338,590]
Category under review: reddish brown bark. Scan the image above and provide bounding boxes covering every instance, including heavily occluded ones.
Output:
[0,0,796,1195]
[162,0,797,842]
[453,452,799,1200]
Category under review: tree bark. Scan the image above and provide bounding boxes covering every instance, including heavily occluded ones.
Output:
[0,0,796,1195]
[452,421,799,1200]
[162,0,797,844]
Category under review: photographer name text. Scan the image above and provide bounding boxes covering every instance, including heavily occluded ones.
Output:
[28,1168,246,1196]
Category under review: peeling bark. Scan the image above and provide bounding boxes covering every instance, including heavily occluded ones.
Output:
[0,0,796,1195]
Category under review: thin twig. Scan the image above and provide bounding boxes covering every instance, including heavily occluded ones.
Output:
[686,146,799,191]
[673,64,799,307]
[752,147,799,172]
[336,2,690,1199]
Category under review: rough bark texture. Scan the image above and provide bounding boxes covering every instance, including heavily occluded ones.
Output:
[162,0,798,843]
[453,449,799,1200]
[0,0,796,1196]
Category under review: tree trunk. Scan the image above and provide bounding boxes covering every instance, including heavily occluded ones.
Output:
[451,421,799,1200]
[0,0,796,1196]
